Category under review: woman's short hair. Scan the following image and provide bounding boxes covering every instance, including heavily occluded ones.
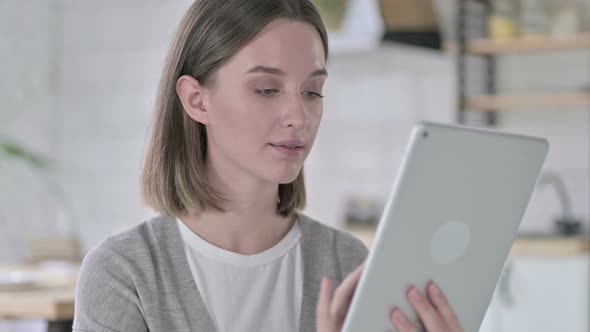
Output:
[141,0,328,217]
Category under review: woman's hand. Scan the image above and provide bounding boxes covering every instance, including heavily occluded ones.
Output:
[316,263,365,332]
[390,282,464,332]
[315,262,464,332]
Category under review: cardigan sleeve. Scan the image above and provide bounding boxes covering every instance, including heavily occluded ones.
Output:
[73,244,149,332]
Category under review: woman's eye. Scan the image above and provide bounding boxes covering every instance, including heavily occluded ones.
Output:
[255,88,279,96]
[303,91,324,100]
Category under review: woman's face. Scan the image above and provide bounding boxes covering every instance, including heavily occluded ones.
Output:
[201,19,326,185]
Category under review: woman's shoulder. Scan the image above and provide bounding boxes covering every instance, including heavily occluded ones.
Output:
[80,214,177,274]
[74,215,177,331]
[297,212,369,259]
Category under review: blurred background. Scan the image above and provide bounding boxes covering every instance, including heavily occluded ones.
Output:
[0,0,588,331]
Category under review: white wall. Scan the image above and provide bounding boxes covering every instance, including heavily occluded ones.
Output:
[0,0,60,263]
[0,0,193,262]
[54,0,193,254]
[0,1,62,329]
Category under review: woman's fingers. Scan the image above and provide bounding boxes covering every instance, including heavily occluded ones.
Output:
[393,282,464,332]
[391,307,420,332]
[406,286,447,331]
[427,282,463,332]
[316,262,365,332]
[319,272,464,332]
[317,277,334,331]
[329,263,365,322]
[317,277,333,318]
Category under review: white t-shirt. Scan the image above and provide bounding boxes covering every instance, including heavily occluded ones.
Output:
[176,218,303,332]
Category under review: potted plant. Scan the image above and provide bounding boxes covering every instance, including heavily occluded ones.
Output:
[0,138,80,262]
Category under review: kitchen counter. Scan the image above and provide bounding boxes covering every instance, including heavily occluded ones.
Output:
[511,233,590,256]
[343,225,590,256]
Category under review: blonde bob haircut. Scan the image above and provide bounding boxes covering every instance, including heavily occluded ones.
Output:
[141,0,328,217]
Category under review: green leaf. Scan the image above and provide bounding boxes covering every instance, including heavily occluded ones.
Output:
[0,138,51,169]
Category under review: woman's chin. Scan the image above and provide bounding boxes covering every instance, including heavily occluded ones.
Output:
[267,166,302,184]
[274,172,299,184]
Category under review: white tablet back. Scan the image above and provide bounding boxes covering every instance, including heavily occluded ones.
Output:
[341,121,549,332]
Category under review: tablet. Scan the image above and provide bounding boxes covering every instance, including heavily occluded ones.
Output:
[341,121,549,332]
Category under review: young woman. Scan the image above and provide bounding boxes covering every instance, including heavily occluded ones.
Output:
[73,1,463,331]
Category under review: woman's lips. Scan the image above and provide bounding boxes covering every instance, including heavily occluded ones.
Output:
[269,143,304,157]
[272,139,305,148]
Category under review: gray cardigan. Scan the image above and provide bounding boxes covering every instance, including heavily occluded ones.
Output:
[73,213,368,332]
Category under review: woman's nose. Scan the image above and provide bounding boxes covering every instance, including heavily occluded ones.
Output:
[282,93,308,130]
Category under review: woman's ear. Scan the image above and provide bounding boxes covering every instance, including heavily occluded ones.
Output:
[176,75,210,125]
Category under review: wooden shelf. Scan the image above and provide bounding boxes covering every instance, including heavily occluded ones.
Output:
[466,33,590,55]
[445,33,590,55]
[465,91,590,111]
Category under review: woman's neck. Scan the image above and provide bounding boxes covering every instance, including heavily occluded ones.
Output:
[179,208,295,255]
[181,156,297,254]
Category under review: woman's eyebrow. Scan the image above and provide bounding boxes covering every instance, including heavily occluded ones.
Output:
[309,68,328,77]
[245,66,285,76]
[245,66,328,77]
